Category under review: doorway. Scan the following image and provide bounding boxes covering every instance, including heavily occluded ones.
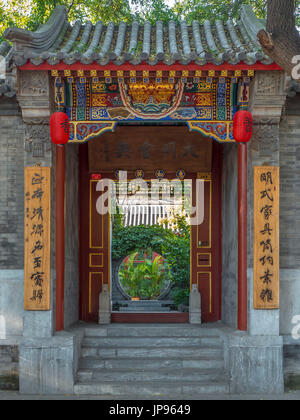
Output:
[79,126,222,323]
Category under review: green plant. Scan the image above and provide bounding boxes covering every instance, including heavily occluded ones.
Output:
[119,251,169,300]
[158,234,190,307]
[119,252,141,297]
[112,209,191,307]
[171,288,190,307]
[112,224,168,260]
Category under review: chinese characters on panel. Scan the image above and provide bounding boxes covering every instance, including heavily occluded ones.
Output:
[253,167,279,309]
[24,168,51,310]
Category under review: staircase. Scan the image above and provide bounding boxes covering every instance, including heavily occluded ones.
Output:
[74,324,229,397]
[113,300,175,312]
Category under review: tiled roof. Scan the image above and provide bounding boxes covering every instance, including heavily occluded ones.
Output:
[0,40,12,58]
[4,4,273,67]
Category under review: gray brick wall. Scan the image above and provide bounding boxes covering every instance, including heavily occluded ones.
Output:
[279,98,300,269]
[0,114,25,269]
[247,123,280,268]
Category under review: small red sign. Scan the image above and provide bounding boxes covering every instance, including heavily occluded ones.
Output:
[91,174,101,180]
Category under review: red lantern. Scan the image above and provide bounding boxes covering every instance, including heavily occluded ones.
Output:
[233,110,253,143]
[50,112,70,145]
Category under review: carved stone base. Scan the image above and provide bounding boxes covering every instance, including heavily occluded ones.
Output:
[226,334,284,394]
[99,284,111,325]
[189,284,201,324]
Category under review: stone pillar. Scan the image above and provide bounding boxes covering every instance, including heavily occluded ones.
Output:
[17,70,78,394]
[247,71,286,336]
[19,71,55,338]
[226,71,287,394]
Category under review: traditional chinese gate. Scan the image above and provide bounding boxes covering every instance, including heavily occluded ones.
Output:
[51,65,253,324]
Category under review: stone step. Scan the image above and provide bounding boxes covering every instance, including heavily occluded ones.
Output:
[84,325,220,338]
[82,336,221,348]
[81,346,223,359]
[117,307,172,312]
[116,300,174,306]
[77,368,227,383]
[74,381,229,396]
[75,324,227,396]
[79,356,224,370]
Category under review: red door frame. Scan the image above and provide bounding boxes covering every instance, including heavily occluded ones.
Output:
[79,139,222,323]
[79,143,110,322]
[190,142,222,322]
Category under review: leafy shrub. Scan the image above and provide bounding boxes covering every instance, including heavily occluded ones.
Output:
[112,211,190,307]
[154,234,190,307]
[119,251,169,300]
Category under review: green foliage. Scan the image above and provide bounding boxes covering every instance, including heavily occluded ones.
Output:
[157,206,190,238]
[134,0,178,24]
[171,0,267,24]
[112,209,191,307]
[133,0,298,26]
[112,207,125,232]
[112,224,168,260]
[157,232,190,307]
[0,0,137,37]
[119,251,169,299]
[1,0,299,43]
[119,252,142,298]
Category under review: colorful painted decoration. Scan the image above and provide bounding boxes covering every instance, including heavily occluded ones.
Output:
[53,75,252,143]
[119,81,185,120]
[135,169,144,179]
[155,169,165,179]
[188,121,234,143]
[233,110,253,143]
[176,169,186,180]
[50,112,70,145]
[69,122,117,142]
[62,78,243,124]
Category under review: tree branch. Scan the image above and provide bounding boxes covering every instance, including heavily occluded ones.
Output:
[258,0,300,76]
[67,0,75,14]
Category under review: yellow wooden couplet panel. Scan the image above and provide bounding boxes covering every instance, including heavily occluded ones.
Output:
[24,167,51,310]
[253,166,279,309]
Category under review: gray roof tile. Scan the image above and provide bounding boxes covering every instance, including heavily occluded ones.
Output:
[3,4,274,67]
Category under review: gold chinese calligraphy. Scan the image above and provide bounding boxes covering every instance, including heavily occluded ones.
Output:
[24,167,51,310]
[253,166,279,309]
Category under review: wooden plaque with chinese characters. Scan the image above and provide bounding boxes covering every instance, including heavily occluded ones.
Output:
[253,166,279,309]
[88,126,212,173]
[24,167,51,310]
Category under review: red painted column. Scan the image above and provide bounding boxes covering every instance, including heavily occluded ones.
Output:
[238,143,248,331]
[56,144,65,331]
